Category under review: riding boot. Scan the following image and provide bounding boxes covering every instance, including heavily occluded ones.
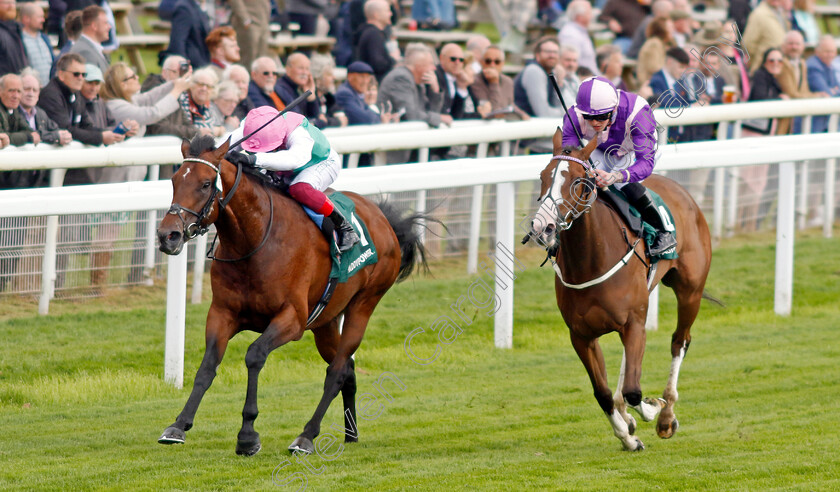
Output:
[327,210,360,252]
[633,191,676,256]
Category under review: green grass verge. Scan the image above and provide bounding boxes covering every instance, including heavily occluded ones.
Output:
[1,231,839,490]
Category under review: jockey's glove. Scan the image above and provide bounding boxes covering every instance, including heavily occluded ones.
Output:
[595,169,625,188]
[225,151,257,168]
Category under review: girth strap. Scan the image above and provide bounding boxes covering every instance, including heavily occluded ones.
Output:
[306,277,338,326]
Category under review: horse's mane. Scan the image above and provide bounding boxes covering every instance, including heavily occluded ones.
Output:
[187,135,218,158]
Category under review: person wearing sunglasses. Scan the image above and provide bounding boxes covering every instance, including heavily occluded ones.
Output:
[433,43,476,120]
[470,45,528,120]
[39,53,124,146]
[562,75,676,255]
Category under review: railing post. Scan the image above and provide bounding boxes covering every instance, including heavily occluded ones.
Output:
[775,161,796,316]
[712,122,728,241]
[467,143,489,274]
[824,114,838,238]
[164,248,188,388]
[797,116,813,230]
[726,122,742,236]
[144,165,161,286]
[646,285,659,331]
[38,168,67,315]
[191,233,208,304]
[494,181,515,349]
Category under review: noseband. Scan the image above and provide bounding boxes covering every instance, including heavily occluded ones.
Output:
[167,157,242,240]
[541,154,597,231]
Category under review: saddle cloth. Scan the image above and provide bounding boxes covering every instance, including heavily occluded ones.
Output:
[599,186,679,261]
[302,191,378,283]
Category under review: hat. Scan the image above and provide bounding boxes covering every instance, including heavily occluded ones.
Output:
[692,20,723,47]
[84,64,103,82]
[575,76,618,116]
[670,9,691,21]
[347,61,375,74]
[241,106,288,152]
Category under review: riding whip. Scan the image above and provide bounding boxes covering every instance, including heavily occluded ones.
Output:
[230,90,313,150]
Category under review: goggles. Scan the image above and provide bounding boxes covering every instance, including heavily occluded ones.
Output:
[582,111,613,121]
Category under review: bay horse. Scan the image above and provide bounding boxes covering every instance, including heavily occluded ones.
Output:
[528,129,713,451]
[156,136,428,456]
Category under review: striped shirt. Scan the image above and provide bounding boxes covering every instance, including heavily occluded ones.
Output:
[21,32,52,87]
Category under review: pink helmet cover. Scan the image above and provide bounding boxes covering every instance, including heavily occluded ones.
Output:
[240,107,306,152]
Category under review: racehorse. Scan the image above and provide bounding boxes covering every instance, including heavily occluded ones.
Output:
[156,136,429,456]
[528,129,713,450]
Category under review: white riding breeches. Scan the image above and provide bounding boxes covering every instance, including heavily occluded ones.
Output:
[289,149,342,191]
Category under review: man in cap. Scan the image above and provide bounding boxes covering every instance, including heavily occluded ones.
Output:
[335,61,393,124]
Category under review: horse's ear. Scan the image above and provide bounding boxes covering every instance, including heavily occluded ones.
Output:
[213,137,231,162]
[581,132,599,160]
[180,139,190,158]
[552,126,563,154]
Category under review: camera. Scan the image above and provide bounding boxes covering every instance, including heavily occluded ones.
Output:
[179,62,190,76]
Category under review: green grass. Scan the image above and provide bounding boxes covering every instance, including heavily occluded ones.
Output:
[1,231,839,490]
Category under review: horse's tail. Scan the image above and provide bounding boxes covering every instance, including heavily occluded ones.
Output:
[702,290,725,307]
[376,201,440,282]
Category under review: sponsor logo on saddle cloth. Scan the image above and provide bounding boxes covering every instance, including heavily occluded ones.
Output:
[301,191,378,282]
[603,186,678,261]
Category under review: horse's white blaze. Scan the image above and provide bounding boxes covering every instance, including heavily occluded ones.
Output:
[664,342,687,403]
[608,409,639,450]
[533,162,568,237]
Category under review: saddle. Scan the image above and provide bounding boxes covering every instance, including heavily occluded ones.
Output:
[598,187,678,261]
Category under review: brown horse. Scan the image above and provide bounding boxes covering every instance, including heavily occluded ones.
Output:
[528,129,713,450]
[156,136,428,456]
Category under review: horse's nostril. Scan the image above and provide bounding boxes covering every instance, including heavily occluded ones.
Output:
[168,231,181,242]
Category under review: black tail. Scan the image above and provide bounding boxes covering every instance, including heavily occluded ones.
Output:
[702,290,725,307]
[377,201,440,282]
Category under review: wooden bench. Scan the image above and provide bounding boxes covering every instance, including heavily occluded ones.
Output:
[268,35,336,57]
[392,29,475,48]
[118,34,169,75]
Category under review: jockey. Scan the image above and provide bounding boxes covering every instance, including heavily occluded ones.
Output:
[562,76,677,256]
[226,106,360,252]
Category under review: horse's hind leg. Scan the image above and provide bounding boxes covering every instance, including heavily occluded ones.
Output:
[657,288,702,439]
[290,299,379,454]
[570,333,644,451]
[312,318,359,444]
[159,306,235,445]
[236,307,303,456]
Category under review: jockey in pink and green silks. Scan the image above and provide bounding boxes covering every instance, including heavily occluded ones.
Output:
[228,106,360,252]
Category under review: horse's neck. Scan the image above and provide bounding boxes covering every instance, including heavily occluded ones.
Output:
[557,200,623,276]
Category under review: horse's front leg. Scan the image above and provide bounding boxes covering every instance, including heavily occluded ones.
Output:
[236,306,304,456]
[159,305,236,445]
[620,324,666,424]
[569,333,643,451]
[612,350,637,435]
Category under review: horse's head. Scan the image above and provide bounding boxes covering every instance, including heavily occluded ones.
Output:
[530,127,599,249]
[157,136,231,255]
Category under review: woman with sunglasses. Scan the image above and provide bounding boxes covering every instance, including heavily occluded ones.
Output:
[562,75,676,255]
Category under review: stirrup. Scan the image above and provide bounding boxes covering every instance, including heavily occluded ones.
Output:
[649,232,676,256]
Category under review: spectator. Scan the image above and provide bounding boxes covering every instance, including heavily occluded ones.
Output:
[222,63,254,120]
[792,0,820,45]
[179,67,225,137]
[597,44,628,91]
[627,0,672,60]
[649,47,696,142]
[51,11,84,79]
[0,73,39,146]
[513,36,566,118]
[39,53,123,146]
[465,34,491,75]
[378,43,447,127]
[353,0,396,82]
[435,43,477,120]
[636,16,674,85]
[728,0,752,35]
[412,0,456,31]
[19,2,54,87]
[101,61,190,140]
[335,61,394,124]
[248,56,284,110]
[311,53,348,128]
[142,54,198,142]
[777,30,822,133]
[227,0,271,70]
[18,70,73,145]
[559,0,598,75]
[670,9,693,47]
[807,35,840,132]
[469,45,528,119]
[209,80,241,131]
[276,52,325,128]
[0,0,27,77]
[69,5,111,73]
[205,26,241,78]
[286,0,326,35]
[168,0,211,68]
[742,0,790,73]
[558,44,582,106]
[717,19,751,101]
[598,0,649,54]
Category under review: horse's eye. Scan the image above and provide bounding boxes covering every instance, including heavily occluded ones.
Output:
[201,181,212,190]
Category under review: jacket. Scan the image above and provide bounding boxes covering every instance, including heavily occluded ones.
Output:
[0,101,35,146]
[335,81,380,125]
[742,1,789,73]
[141,74,198,140]
[106,81,180,137]
[378,65,444,127]
[168,0,211,68]
[68,34,110,73]
[38,77,104,145]
[275,75,325,128]
[352,23,394,82]
[0,20,28,76]
[18,106,64,144]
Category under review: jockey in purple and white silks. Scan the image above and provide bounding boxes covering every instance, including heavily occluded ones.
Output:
[562,76,676,255]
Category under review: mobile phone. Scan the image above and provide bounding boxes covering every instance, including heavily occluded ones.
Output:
[113,121,129,135]
[179,62,190,76]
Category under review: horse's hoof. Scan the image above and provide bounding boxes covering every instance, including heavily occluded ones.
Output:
[657,417,679,439]
[235,437,262,456]
[626,415,637,435]
[288,436,315,455]
[158,426,185,445]
[345,435,358,443]
[632,439,645,451]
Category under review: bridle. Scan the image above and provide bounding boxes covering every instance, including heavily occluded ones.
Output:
[167,156,274,262]
[540,153,598,231]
